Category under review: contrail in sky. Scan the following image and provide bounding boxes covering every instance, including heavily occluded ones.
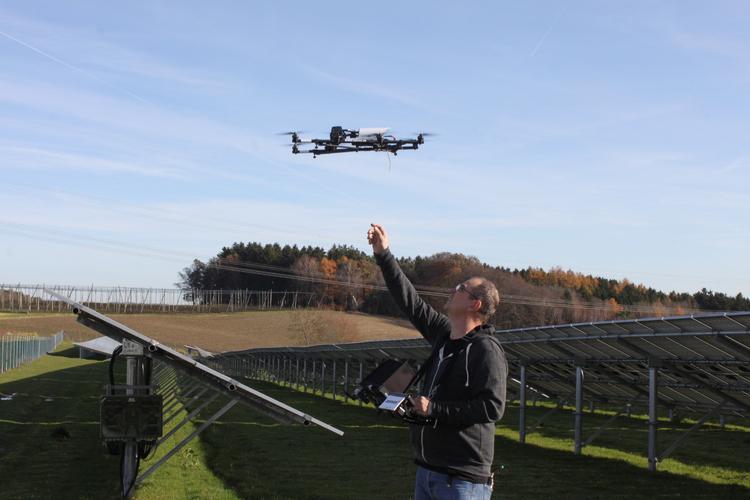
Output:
[0,28,362,202]
[0,29,152,105]
[531,4,568,58]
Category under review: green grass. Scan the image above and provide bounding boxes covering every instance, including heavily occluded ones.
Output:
[196,383,750,500]
[2,348,749,499]
[0,343,124,499]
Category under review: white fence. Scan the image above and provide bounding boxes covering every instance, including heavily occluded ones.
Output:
[0,330,64,374]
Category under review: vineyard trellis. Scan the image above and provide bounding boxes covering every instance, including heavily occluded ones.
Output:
[0,284,317,314]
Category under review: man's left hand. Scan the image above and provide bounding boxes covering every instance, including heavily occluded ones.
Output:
[412,396,431,416]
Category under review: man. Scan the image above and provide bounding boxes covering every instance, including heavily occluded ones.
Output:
[367,223,508,500]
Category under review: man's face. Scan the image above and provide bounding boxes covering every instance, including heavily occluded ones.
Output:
[444,279,481,317]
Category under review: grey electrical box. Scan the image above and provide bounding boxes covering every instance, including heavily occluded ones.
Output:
[100,395,163,440]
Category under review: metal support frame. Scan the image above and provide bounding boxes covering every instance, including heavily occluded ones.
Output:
[648,361,660,471]
[163,387,210,427]
[158,390,220,446]
[304,359,308,392]
[582,397,638,449]
[121,352,147,498]
[357,361,364,406]
[519,363,527,444]
[524,393,574,437]
[162,380,200,419]
[137,398,238,484]
[320,361,325,396]
[332,360,337,399]
[344,362,349,402]
[662,364,750,414]
[657,399,727,464]
[574,362,585,455]
[197,311,750,476]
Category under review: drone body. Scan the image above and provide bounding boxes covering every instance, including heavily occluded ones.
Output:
[288,127,428,157]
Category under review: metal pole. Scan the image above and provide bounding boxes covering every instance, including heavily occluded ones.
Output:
[648,364,659,471]
[344,362,349,402]
[359,362,364,406]
[574,364,584,455]
[122,356,140,498]
[332,361,337,400]
[321,361,325,397]
[519,363,527,444]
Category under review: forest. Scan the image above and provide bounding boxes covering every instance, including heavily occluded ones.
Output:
[176,241,750,330]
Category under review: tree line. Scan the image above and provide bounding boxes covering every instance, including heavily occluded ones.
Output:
[176,241,749,329]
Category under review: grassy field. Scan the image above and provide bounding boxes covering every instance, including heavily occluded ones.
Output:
[0,310,419,352]
[2,313,750,499]
[1,344,749,499]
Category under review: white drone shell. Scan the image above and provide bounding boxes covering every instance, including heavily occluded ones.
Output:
[357,127,391,137]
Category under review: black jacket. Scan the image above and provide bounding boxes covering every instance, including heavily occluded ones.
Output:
[375,248,508,481]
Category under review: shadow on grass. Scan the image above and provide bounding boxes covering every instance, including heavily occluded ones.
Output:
[48,345,88,358]
[493,434,750,499]
[506,403,750,476]
[201,380,750,500]
[0,355,124,500]
[200,382,415,500]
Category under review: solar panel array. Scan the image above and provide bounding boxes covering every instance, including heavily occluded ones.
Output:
[44,289,344,496]
[500,313,750,416]
[210,312,750,417]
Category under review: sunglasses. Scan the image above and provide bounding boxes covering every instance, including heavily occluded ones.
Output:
[455,283,479,301]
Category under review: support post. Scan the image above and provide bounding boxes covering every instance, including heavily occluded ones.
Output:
[358,362,364,406]
[321,361,326,397]
[519,362,527,444]
[332,361,337,400]
[574,362,585,455]
[344,362,350,402]
[648,358,662,471]
[122,358,139,498]
[121,343,146,499]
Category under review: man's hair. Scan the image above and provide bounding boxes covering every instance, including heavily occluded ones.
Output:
[471,277,500,322]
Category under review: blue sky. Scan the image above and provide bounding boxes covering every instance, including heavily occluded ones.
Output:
[1,1,748,297]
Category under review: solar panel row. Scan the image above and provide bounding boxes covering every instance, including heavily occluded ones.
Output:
[209,312,750,470]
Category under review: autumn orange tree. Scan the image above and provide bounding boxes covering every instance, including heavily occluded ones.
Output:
[177,240,741,328]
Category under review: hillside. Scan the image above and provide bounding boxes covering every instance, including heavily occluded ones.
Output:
[177,242,750,329]
[0,310,419,353]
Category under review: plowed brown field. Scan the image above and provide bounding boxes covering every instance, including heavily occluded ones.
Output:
[0,310,419,353]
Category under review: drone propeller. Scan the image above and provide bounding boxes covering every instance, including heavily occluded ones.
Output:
[413,132,437,145]
[277,131,307,143]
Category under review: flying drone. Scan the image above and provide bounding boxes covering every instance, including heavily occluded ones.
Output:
[283,127,430,157]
